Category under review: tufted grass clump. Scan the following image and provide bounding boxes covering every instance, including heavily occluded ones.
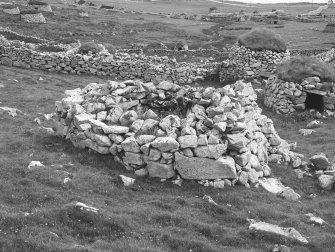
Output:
[78,41,104,54]
[276,56,335,83]
[238,28,287,52]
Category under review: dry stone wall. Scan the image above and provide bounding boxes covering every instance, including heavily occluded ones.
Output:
[0,40,218,85]
[53,79,298,186]
[219,44,290,82]
[264,75,335,114]
[21,13,46,23]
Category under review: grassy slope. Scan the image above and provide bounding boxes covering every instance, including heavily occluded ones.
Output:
[0,66,335,252]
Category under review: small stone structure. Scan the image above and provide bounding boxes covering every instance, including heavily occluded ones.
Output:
[264,75,335,114]
[21,12,46,23]
[2,7,20,15]
[53,79,299,186]
[219,44,289,83]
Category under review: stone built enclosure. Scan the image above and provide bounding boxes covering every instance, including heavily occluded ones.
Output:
[53,79,299,186]
[264,75,335,114]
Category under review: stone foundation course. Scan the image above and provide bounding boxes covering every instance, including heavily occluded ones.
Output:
[53,79,298,187]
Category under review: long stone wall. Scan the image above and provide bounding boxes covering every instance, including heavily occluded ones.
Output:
[264,75,335,114]
[53,79,299,186]
[219,44,290,83]
[0,44,218,84]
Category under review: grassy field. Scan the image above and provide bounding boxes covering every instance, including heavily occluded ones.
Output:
[0,66,335,251]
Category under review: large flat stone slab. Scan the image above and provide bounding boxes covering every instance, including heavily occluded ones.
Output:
[174,152,237,180]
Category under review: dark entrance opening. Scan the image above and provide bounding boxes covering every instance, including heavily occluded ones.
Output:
[305,92,324,112]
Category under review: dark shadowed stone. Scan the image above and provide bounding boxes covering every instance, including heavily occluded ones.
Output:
[174,152,237,180]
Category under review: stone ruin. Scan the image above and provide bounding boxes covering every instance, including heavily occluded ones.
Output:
[53,79,300,187]
[21,12,46,23]
[219,44,289,83]
[264,75,335,114]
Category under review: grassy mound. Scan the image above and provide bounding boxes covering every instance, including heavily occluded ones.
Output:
[238,28,287,52]
[276,56,335,82]
[78,41,104,54]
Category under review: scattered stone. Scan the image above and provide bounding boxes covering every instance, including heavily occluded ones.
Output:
[310,153,330,170]
[298,129,315,136]
[27,161,44,170]
[202,195,218,206]
[248,219,308,244]
[318,174,335,190]
[272,244,290,252]
[304,213,326,225]
[306,120,323,129]
[0,107,23,117]
[279,188,301,201]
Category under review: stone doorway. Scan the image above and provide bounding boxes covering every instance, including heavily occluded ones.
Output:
[305,92,324,112]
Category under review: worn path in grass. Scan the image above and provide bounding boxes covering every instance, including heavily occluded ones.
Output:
[0,66,334,251]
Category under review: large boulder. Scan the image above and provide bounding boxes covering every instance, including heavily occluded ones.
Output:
[174,152,237,180]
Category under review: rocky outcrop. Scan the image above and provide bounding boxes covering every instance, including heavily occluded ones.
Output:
[53,79,298,186]
[219,44,289,82]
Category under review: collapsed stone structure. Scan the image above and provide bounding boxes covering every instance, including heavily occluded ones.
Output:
[264,75,335,114]
[53,79,299,186]
[219,44,289,82]
[21,12,46,23]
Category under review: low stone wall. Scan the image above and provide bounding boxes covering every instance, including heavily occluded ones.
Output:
[219,44,290,82]
[2,7,20,14]
[119,48,229,61]
[21,13,46,23]
[291,48,330,57]
[0,43,218,84]
[264,75,335,114]
[53,79,299,186]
